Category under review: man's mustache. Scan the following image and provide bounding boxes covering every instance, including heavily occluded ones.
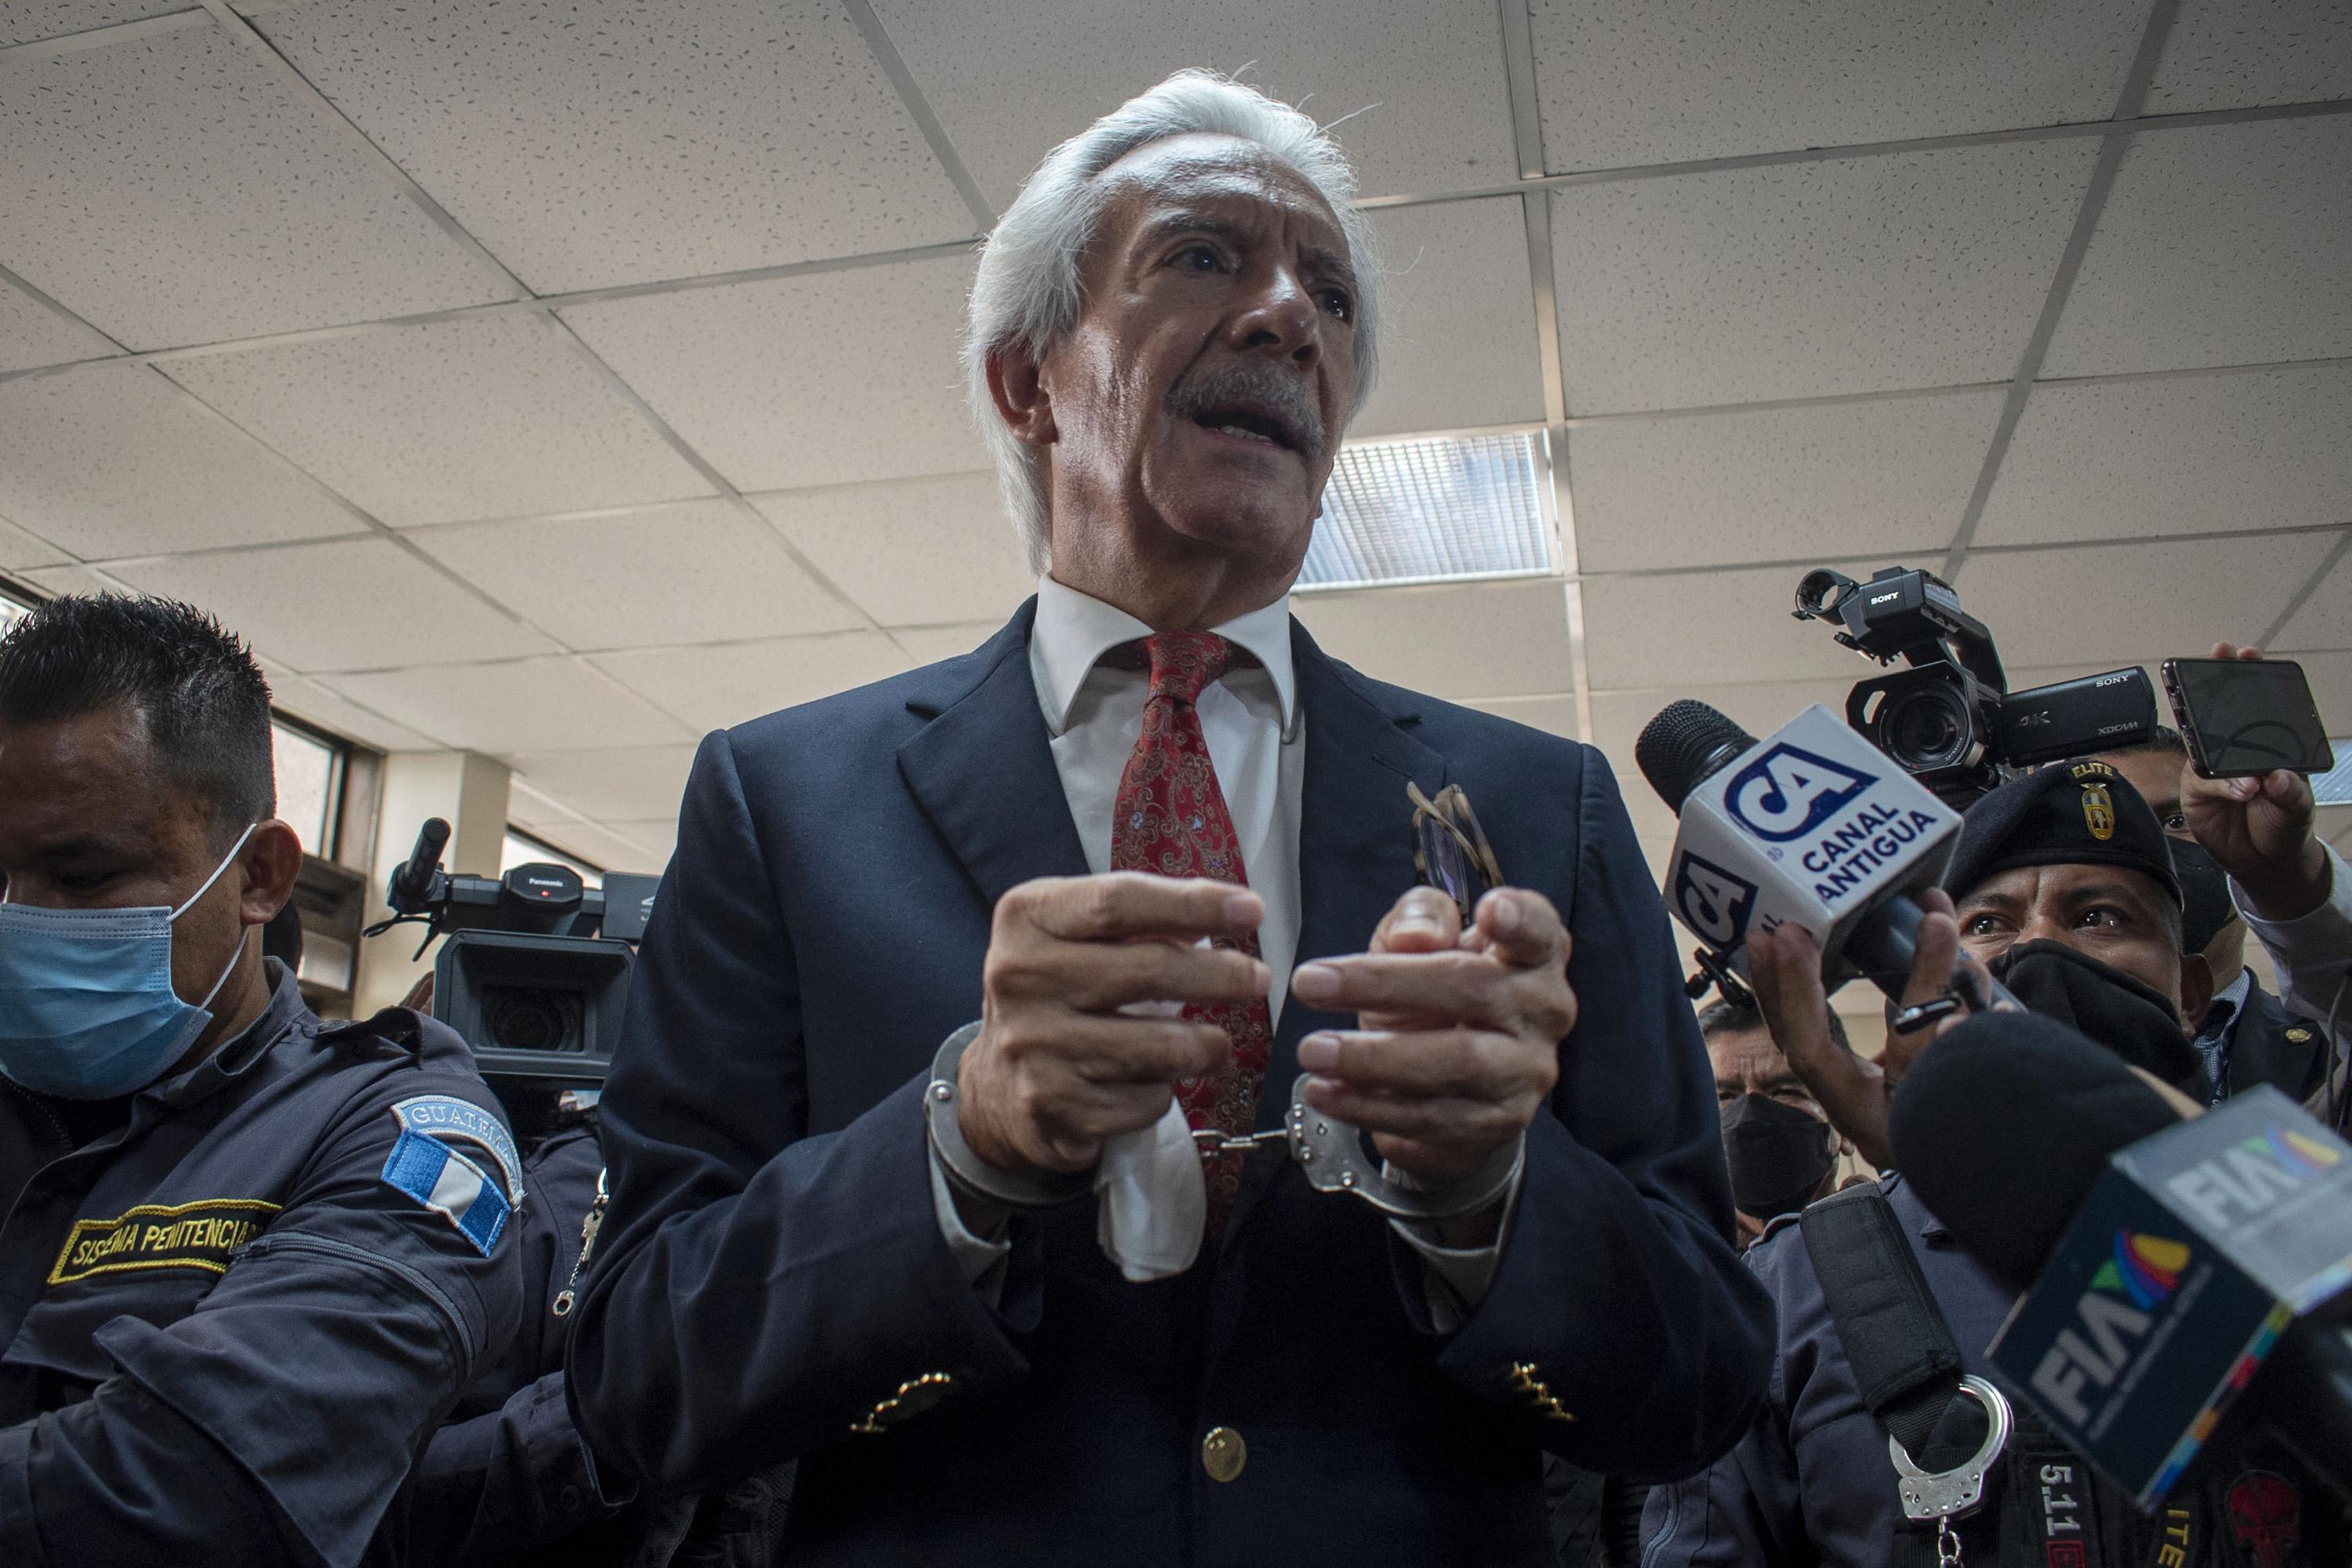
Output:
[1164,364,1327,461]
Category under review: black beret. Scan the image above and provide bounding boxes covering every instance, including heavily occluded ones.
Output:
[1940,759,2181,907]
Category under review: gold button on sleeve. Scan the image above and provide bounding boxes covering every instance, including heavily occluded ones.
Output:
[1201,1425,1247,1482]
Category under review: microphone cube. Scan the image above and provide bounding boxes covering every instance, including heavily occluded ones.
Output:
[1988,1087,2352,1506]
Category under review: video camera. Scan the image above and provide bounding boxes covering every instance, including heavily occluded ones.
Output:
[369,818,659,1105]
[1793,565,2157,805]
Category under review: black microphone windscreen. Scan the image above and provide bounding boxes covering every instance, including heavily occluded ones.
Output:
[1889,1011,2183,1292]
[1635,701,1759,815]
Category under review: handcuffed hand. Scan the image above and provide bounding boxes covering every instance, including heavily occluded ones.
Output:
[2180,642,2329,922]
[1288,885,1574,1196]
[958,873,1269,1178]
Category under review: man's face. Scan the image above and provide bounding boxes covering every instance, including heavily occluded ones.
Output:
[0,704,254,1014]
[2097,750,2187,835]
[1952,862,2190,1013]
[1028,133,1361,578]
[1709,1022,1842,1244]
[1709,1024,1827,1120]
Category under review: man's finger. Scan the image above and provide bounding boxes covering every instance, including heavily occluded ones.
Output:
[1294,1026,1534,1101]
[1044,1014,1232,1085]
[1018,938,1268,1014]
[1897,906,1959,1007]
[1290,951,1570,1036]
[1298,1076,1523,1145]
[1472,887,1569,971]
[1371,886,1463,954]
[1017,873,1262,944]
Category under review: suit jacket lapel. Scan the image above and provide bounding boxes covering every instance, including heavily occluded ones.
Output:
[1225,622,1449,1243]
[896,599,1092,906]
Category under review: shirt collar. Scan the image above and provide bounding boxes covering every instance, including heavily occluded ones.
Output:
[1029,575,1297,737]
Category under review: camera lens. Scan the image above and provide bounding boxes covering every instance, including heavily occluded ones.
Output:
[1877,685,1972,771]
[483,986,583,1054]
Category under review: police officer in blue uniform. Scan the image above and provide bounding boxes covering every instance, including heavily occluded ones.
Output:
[1641,763,2345,1566]
[0,596,524,1567]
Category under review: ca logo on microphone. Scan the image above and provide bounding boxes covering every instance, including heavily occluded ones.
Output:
[1673,851,1759,949]
[1722,744,1875,843]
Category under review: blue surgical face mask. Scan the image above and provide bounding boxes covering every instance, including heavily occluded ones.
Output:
[0,824,258,1100]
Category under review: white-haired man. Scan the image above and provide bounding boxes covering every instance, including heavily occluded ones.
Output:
[568,72,1771,1565]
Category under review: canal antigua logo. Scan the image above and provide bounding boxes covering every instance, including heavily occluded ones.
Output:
[1722,744,1875,843]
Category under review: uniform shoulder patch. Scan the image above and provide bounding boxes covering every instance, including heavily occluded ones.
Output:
[382,1130,510,1256]
[389,1094,524,1207]
[49,1199,281,1286]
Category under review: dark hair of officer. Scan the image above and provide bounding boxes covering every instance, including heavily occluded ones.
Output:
[1699,996,1851,1054]
[0,595,276,848]
[0,594,300,1073]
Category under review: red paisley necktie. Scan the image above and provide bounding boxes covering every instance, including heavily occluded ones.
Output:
[1106,630,1273,1227]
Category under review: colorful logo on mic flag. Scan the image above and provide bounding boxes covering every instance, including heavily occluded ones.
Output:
[2090,1230,2187,1311]
[2248,1125,2342,1178]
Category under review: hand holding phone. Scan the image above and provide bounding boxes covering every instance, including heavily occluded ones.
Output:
[2161,650,2335,779]
[2171,644,2335,924]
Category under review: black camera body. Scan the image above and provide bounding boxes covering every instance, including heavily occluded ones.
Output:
[370,820,655,1094]
[1795,565,2155,804]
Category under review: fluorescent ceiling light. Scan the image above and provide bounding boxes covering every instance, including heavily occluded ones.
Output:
[1299,430,1560,593]
[0,590,32,635]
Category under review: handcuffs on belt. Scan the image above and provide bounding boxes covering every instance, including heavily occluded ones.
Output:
[924,782,1521,1221]
[1889,1374,2015,1567]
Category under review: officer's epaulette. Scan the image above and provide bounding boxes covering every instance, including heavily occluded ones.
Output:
[1759,1210,1805,1244]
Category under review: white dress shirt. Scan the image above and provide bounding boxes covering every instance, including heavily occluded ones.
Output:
[928,577,1507,1317]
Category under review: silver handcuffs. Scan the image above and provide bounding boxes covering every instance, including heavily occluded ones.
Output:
[925,1022,1522,1221]
[1889,1374,2013,1566]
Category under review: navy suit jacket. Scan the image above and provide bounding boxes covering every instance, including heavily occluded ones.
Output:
[567,602,1773,1566]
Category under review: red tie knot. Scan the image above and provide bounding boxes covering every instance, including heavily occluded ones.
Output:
[1142,630,1236,704]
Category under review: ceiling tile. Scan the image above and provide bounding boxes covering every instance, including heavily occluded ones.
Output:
[891,621,1009,666]
[503,746,697,824]
[601,818,679,869]
[99,536,557,671]
[2274,544,2352,652]
[406,499,862,652]
[0,274,115,372]
[532,818,666,875]
[255,0,974,295]
[0,515,69,572]
[871,0,1517,206]
[165,314,713,527]
[1291,578,1570,699]
[1572,390,2000,574]
[21,563,114,598]
[1552,138,2096,414]
[0,362,367,558]
[1953,532,2343,669]
[507,777,586,831]
[561,253,985,492]
[0,25,508,348]
[591,630,912,734]
[1530,0,2143,172]
[2144,0,2352,114]
[2041,118,2352,378]
[0,4,186,47]
[322,655,691,755]
[257,660,440,751]
[1352,198,1545,439]
[749,473,1030,629]
[1976,364,2352,546]
[1581,558,1898,689]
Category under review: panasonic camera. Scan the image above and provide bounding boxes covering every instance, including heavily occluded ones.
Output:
[1793,565,2156,805]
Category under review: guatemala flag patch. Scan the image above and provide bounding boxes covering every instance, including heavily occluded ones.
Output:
[380,1129,511,1255]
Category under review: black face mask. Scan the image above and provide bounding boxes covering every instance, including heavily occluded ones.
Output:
[2168,838,2237,957]
[1720,1094,1839,1221]
[1985,939,2205,1090]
